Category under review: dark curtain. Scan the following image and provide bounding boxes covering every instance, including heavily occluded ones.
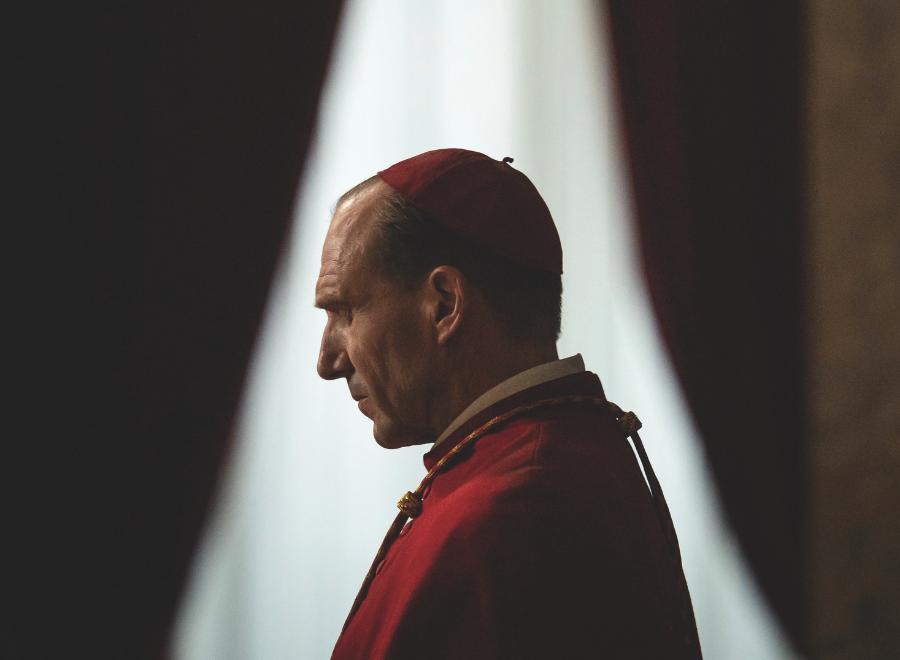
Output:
[603,1,807,651]
[12,2,343,658]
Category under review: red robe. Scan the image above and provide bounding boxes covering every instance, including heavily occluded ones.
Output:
[331,371,702,659]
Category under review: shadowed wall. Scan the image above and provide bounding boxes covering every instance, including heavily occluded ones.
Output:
[809,2,900,658]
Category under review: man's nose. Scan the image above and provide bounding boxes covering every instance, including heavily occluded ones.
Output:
[317,335,352,381]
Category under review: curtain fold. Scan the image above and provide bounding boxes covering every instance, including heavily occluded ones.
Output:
[17,2,343,658]
[602,1,807,650]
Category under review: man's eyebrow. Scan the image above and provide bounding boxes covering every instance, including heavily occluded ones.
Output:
[313,293,346,310]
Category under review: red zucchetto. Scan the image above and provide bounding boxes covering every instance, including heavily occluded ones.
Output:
[377,148,563,274]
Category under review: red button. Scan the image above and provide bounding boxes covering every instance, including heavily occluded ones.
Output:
[375,559,386,575]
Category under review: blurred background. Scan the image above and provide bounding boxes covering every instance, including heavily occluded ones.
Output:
[172,2,791,657]
[15,1,898,659]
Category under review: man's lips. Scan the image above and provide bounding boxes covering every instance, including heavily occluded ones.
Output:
[355,396,372,417]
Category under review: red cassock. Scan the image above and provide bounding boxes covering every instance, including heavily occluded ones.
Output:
[332,371,703,659]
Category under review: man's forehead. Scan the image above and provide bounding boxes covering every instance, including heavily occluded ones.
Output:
[328,178,389,239]
[315,244,346,294]
[315,179,389,302]
[314,260,345,307]
[318,217,365,281]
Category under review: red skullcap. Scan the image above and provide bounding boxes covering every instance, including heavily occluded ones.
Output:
[377,148,563,274]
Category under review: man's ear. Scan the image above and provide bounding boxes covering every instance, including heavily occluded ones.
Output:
[426,266,465,345]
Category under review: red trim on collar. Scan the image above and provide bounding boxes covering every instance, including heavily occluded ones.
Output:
[422,371,606,470]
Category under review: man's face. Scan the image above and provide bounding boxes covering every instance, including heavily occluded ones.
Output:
[315,183,435,448]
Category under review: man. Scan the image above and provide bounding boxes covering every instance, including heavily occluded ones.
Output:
[316,148,702,659]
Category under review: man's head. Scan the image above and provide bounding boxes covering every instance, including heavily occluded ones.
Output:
[315,149,563,448]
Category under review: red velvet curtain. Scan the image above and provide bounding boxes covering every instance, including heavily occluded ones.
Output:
[14,2,343,658]
[603,1,807,651]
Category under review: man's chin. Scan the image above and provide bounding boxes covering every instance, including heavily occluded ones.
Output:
[372,417,432,449]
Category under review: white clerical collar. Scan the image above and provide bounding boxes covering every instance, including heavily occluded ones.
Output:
[433,354,586,448]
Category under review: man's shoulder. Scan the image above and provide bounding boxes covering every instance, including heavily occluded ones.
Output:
[438,406,641,517]
[476,401,630,476]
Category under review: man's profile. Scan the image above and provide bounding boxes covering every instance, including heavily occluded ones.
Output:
[315,148,702,659]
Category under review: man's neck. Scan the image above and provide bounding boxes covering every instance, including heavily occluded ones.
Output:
[431,352,585,448]
[429,343,559,441]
